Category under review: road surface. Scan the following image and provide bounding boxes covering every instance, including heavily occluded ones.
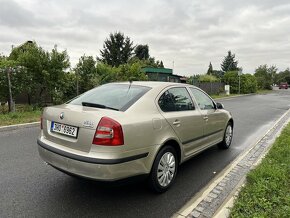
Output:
[0,89,289,218]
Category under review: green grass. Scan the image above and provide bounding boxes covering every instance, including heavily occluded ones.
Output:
[230,123,290,218]
[0,104,42,126]
[0,110,41,126]
[211,93,241,99]
[257,89,274,94]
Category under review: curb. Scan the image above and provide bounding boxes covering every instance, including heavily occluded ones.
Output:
[0,122,40,132]
[213,93,255,101]
[173,107,290,218]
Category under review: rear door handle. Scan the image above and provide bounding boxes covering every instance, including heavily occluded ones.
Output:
[203,116,209,121]
[173,120,181,125]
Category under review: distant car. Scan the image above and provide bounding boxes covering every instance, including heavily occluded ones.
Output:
[279,82,288,89]
[37,82,233,193]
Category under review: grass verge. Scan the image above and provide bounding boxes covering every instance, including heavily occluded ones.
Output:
[230,123,290,218]
[0,110,41,126]
[211,93,243,99]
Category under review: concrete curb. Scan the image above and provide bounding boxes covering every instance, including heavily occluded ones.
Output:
[0,122,40,132]
[213,93,255,101]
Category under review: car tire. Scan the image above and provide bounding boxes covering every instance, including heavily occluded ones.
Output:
[218,122,233,149]
[148,146,178,193]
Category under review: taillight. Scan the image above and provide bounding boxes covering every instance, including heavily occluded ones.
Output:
[92,117,124,146]
[40,116,43,129]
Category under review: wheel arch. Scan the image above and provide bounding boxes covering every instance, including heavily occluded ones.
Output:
[158,138,182,165]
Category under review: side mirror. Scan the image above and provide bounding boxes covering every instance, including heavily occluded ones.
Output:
[216,102,224,109]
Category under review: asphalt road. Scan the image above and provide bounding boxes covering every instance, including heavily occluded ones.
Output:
[1,89,290,218]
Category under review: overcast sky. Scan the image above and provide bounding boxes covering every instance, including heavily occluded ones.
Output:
[0,0,290,76]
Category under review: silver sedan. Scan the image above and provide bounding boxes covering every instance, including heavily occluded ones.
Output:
[37,81,233,193]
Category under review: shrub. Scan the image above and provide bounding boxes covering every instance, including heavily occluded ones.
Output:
[223,71,257,94]
[198,74,219,83]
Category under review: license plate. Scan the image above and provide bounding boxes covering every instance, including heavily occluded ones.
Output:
[51,122,78,138]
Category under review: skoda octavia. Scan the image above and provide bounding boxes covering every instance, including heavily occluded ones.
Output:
[37,82,233,192]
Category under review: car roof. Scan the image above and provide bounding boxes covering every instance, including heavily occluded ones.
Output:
[111,81,193,89]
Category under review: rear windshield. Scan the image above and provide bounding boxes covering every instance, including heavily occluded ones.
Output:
[68,83,151,111]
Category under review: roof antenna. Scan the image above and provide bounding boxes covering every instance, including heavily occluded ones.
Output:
[127,79,133,94]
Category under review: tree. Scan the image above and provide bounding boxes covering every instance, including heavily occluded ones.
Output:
[223,71,257,94]
[0,57,22,111]
[9,41,70,105]
[240,74,257,94]
[134,44,149,60]
[212,70,224,79]
[207,62,213,75]
[274,68,290,84]
[47,46,70,103]
[254,65,277,90]
[98,32,134,67]
[223,71,239,93]
[74,55,98,94]
[9,41,50,104]
[221,51,239,72]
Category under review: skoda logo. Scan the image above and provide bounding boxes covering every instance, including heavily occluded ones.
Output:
[60,112,64,120]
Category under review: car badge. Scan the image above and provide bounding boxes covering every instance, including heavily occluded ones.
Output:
[60,112,64,120]
[83,120,94,128]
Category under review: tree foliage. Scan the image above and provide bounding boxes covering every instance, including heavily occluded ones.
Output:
[134,44,149,60]
[99,32,134,67]
[254,65,277,90]
[223,71,257,94]
[221,51,239,72]
[207,62,213,75]
[8,41,70,104]
[74,55,98,94]
[198,74,219,83]
[274,68,290,84]
[0,57,22,102]
[97,61,147,85]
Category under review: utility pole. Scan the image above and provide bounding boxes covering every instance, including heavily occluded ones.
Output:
[76,71,79,96]
[238,68,243,94]
[7,67,15,112]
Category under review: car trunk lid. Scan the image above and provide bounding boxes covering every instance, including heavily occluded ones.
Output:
[42,104,123,153]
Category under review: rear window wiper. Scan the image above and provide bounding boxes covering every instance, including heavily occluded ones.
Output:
[81,102,119,111]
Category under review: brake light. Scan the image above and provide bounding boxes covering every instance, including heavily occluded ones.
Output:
[40,116,43,129]
[92,117,124,146]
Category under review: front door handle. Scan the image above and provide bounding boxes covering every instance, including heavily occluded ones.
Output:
[203,116,209,121]
[173,120,181,125]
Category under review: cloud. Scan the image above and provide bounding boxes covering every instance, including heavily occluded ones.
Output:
[0,0,290,75]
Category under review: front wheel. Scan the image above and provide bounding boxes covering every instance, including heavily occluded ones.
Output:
[149,146,178,193]
[218,122,233,149]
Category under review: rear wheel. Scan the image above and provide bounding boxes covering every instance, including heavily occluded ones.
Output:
[218,122,233,149]
[149,146,178,193]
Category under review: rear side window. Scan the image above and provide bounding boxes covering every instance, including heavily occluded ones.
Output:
[158,87,194,112]
[68,84,151,111]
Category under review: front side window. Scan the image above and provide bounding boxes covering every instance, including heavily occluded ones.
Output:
[158,87,194,112]
[189,88,215,110]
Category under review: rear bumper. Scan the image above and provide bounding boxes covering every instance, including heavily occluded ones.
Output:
[37,139,153,181]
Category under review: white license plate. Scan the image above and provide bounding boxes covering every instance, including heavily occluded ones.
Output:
[51,122,78,138]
